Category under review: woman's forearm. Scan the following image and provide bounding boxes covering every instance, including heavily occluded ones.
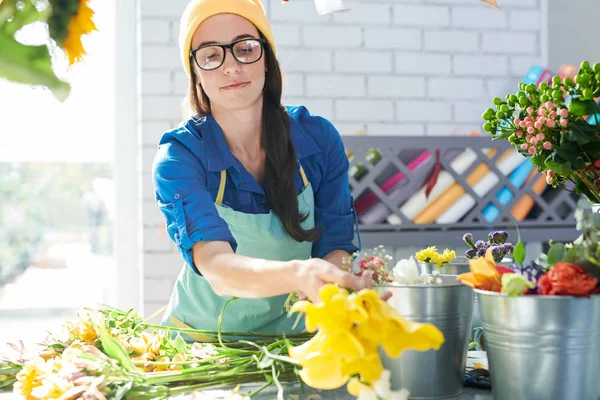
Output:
[324,250,352,270]
[192,241,299,298]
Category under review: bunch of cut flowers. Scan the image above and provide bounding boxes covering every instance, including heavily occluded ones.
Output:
[0,0,97,101]
[482,60,600,203]
[457,205,599,297]
[0,283,445,400]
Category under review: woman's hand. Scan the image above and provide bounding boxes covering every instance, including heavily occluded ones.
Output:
[293,259,392,303]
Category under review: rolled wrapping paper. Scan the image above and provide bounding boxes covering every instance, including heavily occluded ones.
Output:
[314,0,349,14]
[412,148,512,224]
[386,148,478,225]
[481,159,535,222]
[355,150,432,215]
[359,148,464,225]
[436,151,527,224]
[511,169,547,222]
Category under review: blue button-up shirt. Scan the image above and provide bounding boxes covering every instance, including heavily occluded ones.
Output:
[152,105,359,272]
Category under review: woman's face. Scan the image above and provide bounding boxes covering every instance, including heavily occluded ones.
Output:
[190,14,267,112]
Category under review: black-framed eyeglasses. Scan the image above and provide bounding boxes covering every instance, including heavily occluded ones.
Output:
[190,38,266,71]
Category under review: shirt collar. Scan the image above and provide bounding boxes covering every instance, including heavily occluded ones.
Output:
[196,113,322,173]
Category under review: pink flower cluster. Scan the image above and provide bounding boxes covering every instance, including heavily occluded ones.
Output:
[357,255,392,284]
[514,101,569,155]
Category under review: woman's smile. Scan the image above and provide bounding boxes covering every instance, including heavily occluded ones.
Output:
[221,81,250,90]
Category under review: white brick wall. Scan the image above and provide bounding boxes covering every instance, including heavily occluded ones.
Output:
[138,0,543,312]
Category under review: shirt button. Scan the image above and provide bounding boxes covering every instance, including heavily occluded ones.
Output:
[174,193,181,200]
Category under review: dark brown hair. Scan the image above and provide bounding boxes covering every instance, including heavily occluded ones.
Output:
[188,32,319,243]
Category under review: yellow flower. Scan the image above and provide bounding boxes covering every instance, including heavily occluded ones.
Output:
[132,353,155,373]
[380,305,445,358]
[457,248,502,292]
[30,375,74,399]
[291,284,367,333]
[290,286,445,393]
[349,289,445,358]
[154,356,171,372]
[62,0,97,65]
[415,246,437,263]
[71,309,103,344]
[13,357,47,399]
[289,330,365,390]
[436,248,456,267]
[169,352,187,371]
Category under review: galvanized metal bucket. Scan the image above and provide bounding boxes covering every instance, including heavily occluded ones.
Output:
[420,258,481,345]
[476,290,600,400]
[377,275,474,399]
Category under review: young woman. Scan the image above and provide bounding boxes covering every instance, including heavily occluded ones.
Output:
[152,0,379,338]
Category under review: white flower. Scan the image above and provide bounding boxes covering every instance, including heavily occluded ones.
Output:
[358,370,410,400]
[392,257,420,285]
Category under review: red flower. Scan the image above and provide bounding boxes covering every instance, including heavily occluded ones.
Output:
[496,266,513,276]
[537,262,598,296]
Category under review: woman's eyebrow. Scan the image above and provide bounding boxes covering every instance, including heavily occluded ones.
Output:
[197,34,256,47]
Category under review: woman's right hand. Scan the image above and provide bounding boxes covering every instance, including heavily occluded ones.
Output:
[293,258,369,303]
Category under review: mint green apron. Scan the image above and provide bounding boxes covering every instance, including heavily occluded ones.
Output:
[161,163,313,341]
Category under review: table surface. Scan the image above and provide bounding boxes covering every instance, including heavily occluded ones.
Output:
[0,385,492,399]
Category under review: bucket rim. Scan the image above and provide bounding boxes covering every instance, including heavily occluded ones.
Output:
[376,274,468,288]
[474,288,600,300]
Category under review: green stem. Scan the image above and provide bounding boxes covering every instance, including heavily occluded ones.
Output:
[144,324,311,339]
[247,380,273,398]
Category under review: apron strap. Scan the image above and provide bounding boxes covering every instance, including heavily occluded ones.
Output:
[299,164,309,188]
[216,164,309,206]
[216,170,226,206]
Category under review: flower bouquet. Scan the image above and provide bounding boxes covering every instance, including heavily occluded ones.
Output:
[457,217,600,399]
[0,284,444,400]
[0,0,97,101]
[481,60,600,203]
[346,247,474,399]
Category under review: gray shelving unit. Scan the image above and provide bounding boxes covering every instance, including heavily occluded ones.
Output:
[342,136,579,248]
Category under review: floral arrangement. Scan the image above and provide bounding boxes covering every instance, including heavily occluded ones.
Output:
[0,285,444,400]
[342,245,394,285]
[414,246,456,268]
[463,231,514,263]
[458,208,599,297]
[343,246,452,286]
[0,0,97,101]
[288,284,444,398]
[391,256,443,286]
[481,60,600,203]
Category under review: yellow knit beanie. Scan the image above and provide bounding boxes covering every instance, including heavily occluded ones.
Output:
[179,0,276,77]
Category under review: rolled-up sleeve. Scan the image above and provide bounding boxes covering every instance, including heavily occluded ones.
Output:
[152,139,237,274]
[311,122,359,259]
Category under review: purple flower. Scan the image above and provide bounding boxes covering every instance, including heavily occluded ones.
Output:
[475,240,487,249]
[489,231,508,245]
[501,243,514,254]
[509,261,546,287]
[465,248,476,259]
[477,248,487,257]
[491,246,504,263]
[463,233,474,247]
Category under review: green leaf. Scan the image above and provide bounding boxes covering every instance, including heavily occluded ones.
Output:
[0,32,70,101]
[555,143,587,170]
[569,97,600,117]
[97,325,136,371]
[513,241,526,265]
[544,152,571,175]
[586,142,600,159]
[547,243,565,265]
[513,221,526,265]
[173,334,188,354]
[531,154,547,169]
[564,124,596,144]
[115,381,133,400]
